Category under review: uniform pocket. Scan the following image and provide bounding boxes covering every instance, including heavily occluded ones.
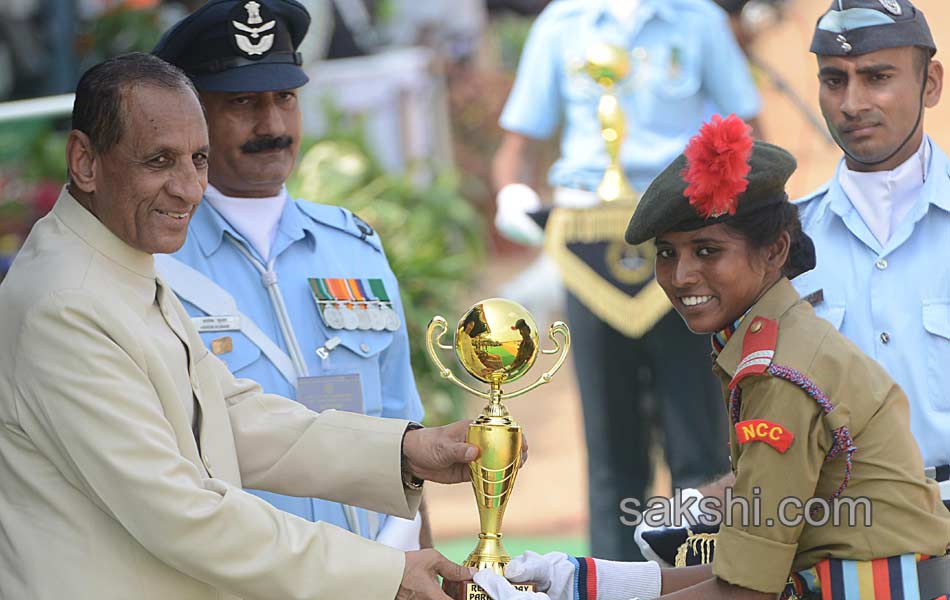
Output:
[315,330,394,417]
[922,300,950,411]
[637,43,702,136]
[653,44,701,100]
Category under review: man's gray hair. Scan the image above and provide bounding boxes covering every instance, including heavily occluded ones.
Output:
[71,52,198,155]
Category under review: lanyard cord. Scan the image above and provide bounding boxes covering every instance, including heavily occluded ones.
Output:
[227,235,310,379]
[226,235,370,537]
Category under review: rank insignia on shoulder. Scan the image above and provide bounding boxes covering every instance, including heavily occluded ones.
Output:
[735,419,794,453]
[802,289,824,307]
[729,317,779,390]
[352,215,375,240]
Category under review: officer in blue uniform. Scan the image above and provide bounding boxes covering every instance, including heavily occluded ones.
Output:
[153,0,426,548]
[491,0,763,560]
[792,0,950,488]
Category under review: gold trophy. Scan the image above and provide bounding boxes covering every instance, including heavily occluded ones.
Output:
[584,42,637,205]
[426,298,571,599]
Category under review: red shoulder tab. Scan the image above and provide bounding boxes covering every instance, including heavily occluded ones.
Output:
[728,317,779,390]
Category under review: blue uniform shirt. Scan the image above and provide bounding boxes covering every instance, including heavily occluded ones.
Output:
[499,0,762,192]
[165,195,425,536]
[792,137,950,467]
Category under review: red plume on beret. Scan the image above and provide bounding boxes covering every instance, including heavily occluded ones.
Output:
[681,114,753,219]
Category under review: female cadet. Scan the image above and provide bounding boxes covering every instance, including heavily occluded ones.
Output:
[473,115,950,600]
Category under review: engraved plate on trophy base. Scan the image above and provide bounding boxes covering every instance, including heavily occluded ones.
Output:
[442,579,537,600]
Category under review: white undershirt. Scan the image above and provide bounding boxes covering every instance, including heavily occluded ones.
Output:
[608,0,641,26]
[204,184,288,261]
[838,138,930,246]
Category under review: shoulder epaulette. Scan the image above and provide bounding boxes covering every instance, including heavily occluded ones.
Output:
[729,316,779,390]
[536,0,586,22]
[294,199,383,251]
[791,181,831,207]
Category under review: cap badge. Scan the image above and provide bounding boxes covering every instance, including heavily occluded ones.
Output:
[878,0,902,16]
[232,1,276,57]
[245,0,263,24]
[836,34,852,53]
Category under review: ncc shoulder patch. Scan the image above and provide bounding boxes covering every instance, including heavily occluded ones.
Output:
[728,317,779,390]
[735,419,794,453]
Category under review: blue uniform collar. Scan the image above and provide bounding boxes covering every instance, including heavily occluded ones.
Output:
[191,193,313,260]
[591,0,677,29]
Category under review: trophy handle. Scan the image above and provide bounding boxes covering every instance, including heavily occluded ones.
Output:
[501,321,571,400]
[426,316,492,400]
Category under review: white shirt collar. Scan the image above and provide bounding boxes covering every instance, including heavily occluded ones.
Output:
[204,184,288,262]
[607,0,641,26]
[837,137,931,246]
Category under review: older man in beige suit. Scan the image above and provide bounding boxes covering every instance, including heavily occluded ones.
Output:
[0,53,480,600]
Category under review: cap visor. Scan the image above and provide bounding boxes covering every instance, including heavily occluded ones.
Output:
[192,63,309,93]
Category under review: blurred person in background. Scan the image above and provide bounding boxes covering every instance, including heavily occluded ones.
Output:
[491,0,762,561]
[0,0,77,99]
[153,0,431,551]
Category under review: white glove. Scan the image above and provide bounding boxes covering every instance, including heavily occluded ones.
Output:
[634,487,705,567]
[502,551,662,600]
[940,480,950,502]
[495,183,545,246]
[504,551,575,600]
[473,569,551,600]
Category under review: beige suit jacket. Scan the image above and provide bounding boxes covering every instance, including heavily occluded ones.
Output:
[0,189,420,599]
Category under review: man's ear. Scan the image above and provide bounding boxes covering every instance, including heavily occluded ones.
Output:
[924,59,943,109]
[66,130,97,194]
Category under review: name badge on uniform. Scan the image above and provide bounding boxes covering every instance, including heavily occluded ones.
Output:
[308,277,401,332]
[191,315,242,332]
[297,374,364,414]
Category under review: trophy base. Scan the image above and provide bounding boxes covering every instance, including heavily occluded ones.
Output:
[443,579,537,600]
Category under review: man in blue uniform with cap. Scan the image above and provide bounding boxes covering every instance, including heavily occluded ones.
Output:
[153,0,428,550]
[793,0,950,496]
[491,0,763,562]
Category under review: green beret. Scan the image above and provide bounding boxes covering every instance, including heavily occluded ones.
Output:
[625,119,796,245]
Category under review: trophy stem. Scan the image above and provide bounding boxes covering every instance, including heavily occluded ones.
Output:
[465,415,522,577]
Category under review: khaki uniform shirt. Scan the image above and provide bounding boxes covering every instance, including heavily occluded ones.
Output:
[711,278,950,594]
[0,189,420,600]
